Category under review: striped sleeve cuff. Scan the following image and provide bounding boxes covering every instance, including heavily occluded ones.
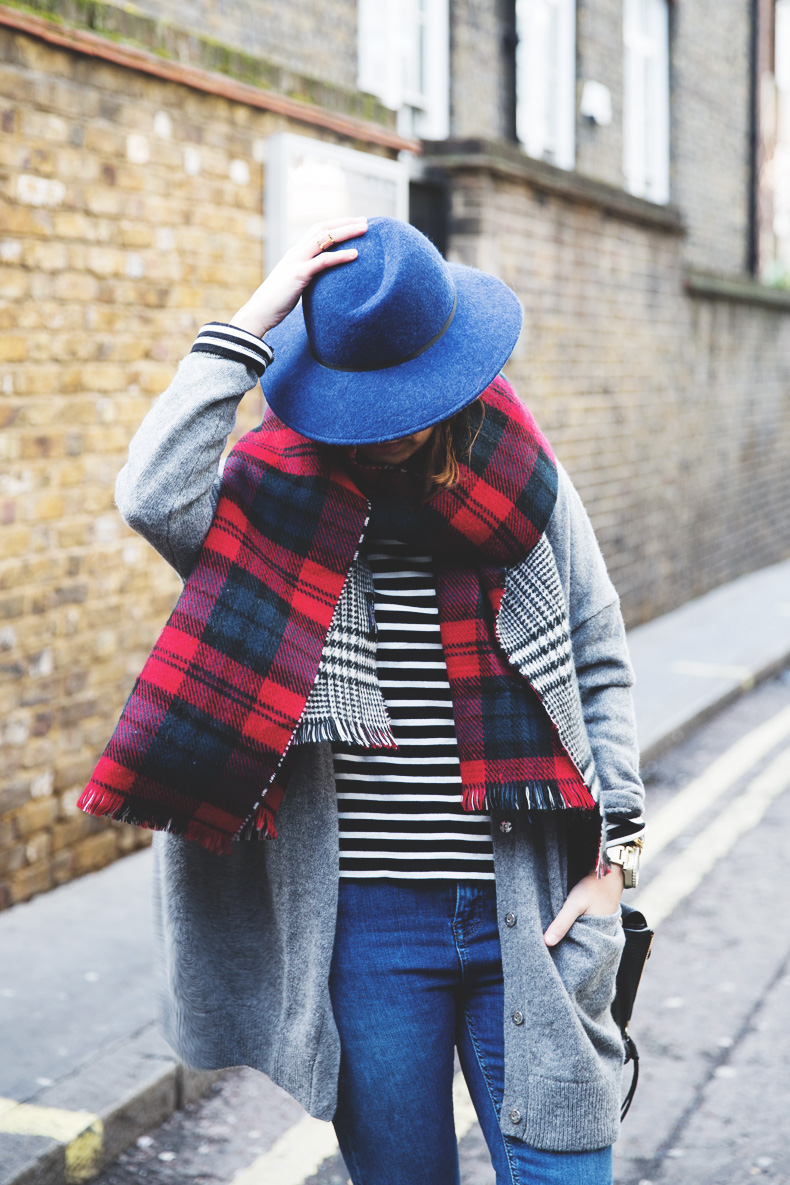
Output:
[190,322,274,377]
[605,811,645,850]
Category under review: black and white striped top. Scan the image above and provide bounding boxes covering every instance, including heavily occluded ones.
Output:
[333,538,495,880]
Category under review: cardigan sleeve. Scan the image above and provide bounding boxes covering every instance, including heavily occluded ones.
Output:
[545,464,645,854]
[115,325,270,580]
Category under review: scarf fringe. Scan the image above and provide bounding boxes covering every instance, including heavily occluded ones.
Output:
[236,800,279,842]
[77,784,234,854]
[463,779,597,814]
[293,718,397,749]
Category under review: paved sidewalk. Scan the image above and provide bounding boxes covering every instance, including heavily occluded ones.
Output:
[628,558,790,763]
[1,557,789,1185]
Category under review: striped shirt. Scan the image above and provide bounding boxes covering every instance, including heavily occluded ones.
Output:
[333,537,495,880]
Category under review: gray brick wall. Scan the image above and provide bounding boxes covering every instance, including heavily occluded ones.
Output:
[450,0,509,139]
[575,0,625,188]
[670,0,753,274]
[445,166,790,626]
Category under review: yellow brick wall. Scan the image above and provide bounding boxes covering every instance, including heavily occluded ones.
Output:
[0,25,394,907]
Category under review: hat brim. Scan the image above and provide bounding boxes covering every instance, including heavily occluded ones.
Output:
[261,263,523,445]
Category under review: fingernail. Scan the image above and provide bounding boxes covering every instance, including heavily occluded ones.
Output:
[544,930,557,946]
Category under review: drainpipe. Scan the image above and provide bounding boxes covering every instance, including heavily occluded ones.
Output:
[748,0,760,276]
[502,0,518,142]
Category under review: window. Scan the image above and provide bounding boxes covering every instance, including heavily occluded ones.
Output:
[515,0,576,171]
[357,0,449,140]
[758,0,790,285]
[623,0,670,203]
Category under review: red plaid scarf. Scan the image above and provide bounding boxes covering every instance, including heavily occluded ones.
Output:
[79,376,595,853]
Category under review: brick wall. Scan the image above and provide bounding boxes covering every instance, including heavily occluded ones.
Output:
[0,22,397,908]
[575,0,624,188]
[448,0,755,279]
[450,0,510,140]
[670,0,753,274]
[442,159,790,623]
[2,0,789,910]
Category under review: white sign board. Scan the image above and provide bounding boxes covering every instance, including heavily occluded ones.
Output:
[265,133,409,272]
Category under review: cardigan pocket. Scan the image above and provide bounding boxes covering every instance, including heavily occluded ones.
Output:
[551,911,625,1026]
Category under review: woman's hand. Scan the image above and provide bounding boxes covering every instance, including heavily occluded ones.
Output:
[230,217,368,340]
[543,864,624,947]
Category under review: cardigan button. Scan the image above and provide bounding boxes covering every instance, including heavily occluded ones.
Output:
[509,1108,522,1124]
[505,912,517,927]
[499,820,513,834]
[512,1010,524,1026]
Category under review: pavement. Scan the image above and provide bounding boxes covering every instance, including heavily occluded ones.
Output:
[1,556,789,1185]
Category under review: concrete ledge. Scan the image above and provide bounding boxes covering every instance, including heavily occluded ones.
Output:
[421,138,686,234]
[685,269,790,312]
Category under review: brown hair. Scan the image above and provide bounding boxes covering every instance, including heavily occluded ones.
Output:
[422,398,485,499]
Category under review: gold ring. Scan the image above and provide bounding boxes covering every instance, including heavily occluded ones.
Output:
[316,231,334,252]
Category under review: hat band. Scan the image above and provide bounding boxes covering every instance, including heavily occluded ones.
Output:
[309,289,458,373]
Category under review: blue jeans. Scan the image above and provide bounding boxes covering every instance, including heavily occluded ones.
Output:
[328,880,613,1185]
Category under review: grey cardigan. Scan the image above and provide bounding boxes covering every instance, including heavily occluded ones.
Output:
[117,349,644,1153]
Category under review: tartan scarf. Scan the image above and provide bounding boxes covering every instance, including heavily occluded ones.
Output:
[79,376,596,854]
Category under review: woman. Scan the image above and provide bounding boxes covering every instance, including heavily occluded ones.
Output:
[80,216,645,1184]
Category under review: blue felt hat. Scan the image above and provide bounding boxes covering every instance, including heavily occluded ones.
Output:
[262,216,522,445]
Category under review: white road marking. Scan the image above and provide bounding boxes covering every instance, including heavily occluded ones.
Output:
[452,1070,478,1139]
[669,660,753,681]
[0,1097,103,1182]
[230,1114,339,1185]
[643,704,790,867]
[634,745,790,928]
[230,1073,478,1185]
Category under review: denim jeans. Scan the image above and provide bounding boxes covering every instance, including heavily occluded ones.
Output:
[328,879,613,1185]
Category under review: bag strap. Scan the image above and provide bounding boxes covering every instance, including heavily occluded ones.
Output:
[621,1033,640,1120]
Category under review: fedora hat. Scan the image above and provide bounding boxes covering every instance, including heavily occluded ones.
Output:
[262,216,522,445]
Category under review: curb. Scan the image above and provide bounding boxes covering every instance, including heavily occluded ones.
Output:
[637,648,790,768]
[0,1025,223,1185]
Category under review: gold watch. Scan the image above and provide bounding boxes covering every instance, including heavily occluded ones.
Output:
[607,839,643,889]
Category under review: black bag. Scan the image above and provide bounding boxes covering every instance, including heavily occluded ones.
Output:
[611,903,654,1120]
